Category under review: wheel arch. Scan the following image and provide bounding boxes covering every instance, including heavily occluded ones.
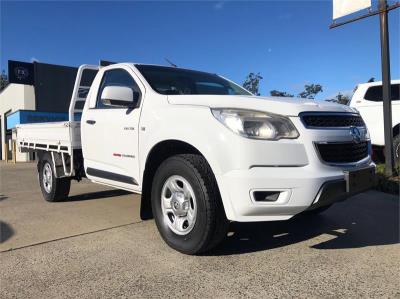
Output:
[139,139,226,220]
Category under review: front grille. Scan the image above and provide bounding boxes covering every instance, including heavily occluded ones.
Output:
[316,142,368,164]
[301,113,365,128]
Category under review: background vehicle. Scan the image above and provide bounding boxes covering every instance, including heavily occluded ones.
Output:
[16,63,375,254]
[349,80,400,167]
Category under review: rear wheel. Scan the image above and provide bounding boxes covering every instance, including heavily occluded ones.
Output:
[151,154,229,255]
[39,154,71,202]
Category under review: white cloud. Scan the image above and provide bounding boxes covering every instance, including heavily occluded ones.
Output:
[30,57,39,63]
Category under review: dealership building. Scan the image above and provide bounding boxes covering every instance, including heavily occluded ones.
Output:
[0,60,97,162]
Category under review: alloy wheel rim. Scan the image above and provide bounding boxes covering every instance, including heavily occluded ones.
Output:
[161,175,197,235]
[43,163,53,193]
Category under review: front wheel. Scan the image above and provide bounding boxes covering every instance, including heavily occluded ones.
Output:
[39,154,71,202]
[151,154,229,255]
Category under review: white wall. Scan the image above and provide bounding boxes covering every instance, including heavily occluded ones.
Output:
[0,84,36,161]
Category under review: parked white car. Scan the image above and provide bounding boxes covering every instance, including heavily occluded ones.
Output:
[16,63,375,254]
[349,80,400,167]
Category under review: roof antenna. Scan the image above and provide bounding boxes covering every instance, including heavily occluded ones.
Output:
[165,58,178,68]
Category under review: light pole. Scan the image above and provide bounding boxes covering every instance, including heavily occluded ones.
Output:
[379,0,394,176]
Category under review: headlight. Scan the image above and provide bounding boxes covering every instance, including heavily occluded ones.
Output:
[211,108,299,140]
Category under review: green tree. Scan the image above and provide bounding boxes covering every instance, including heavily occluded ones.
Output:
[326,92,351,105]
[243,72,263,96]
[270,90,294,97]
[298,84,323,99]
[0,70,8,91]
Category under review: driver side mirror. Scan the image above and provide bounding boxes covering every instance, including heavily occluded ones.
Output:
[101,86,140,108]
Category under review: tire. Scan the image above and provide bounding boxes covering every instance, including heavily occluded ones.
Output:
[151,154,229,255]
[38,154,71,202]
[394,134,400,170]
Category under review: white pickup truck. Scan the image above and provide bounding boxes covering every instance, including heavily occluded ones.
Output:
[349,80,400,167]
[17,63,375,254]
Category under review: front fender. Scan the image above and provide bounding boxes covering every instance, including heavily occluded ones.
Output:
[139,105,237,219]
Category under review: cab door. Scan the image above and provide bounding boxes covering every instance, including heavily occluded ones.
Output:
[82,66,144,190]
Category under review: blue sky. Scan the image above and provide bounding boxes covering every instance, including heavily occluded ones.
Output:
[1,0,399,99]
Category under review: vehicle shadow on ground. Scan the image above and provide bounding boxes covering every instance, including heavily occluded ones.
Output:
[208,195,399,256]
[0,221,14,244]
[67,189,132,202]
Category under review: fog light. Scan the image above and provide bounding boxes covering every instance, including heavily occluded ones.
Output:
[253,191,280,202]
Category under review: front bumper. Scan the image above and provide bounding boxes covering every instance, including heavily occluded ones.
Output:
[216,162,375,222]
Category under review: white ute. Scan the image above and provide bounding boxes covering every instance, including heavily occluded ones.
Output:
[349,80,400,167]
[17,63,376,254]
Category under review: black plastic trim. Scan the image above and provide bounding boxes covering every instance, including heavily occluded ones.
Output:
[86,167,138,185]
[307,175,375,211]
[307,180,347,211]
[253,191,280,202]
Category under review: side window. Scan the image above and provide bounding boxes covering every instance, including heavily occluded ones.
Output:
[364,84,400,102]
[96,69,141,109]
[392,84,400,101]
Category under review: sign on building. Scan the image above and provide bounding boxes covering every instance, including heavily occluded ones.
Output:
[8,60,35,85]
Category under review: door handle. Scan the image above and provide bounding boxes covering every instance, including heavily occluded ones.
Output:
[86,120,96,125]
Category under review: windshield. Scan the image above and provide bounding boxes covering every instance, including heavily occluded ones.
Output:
[135,64,252,96]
